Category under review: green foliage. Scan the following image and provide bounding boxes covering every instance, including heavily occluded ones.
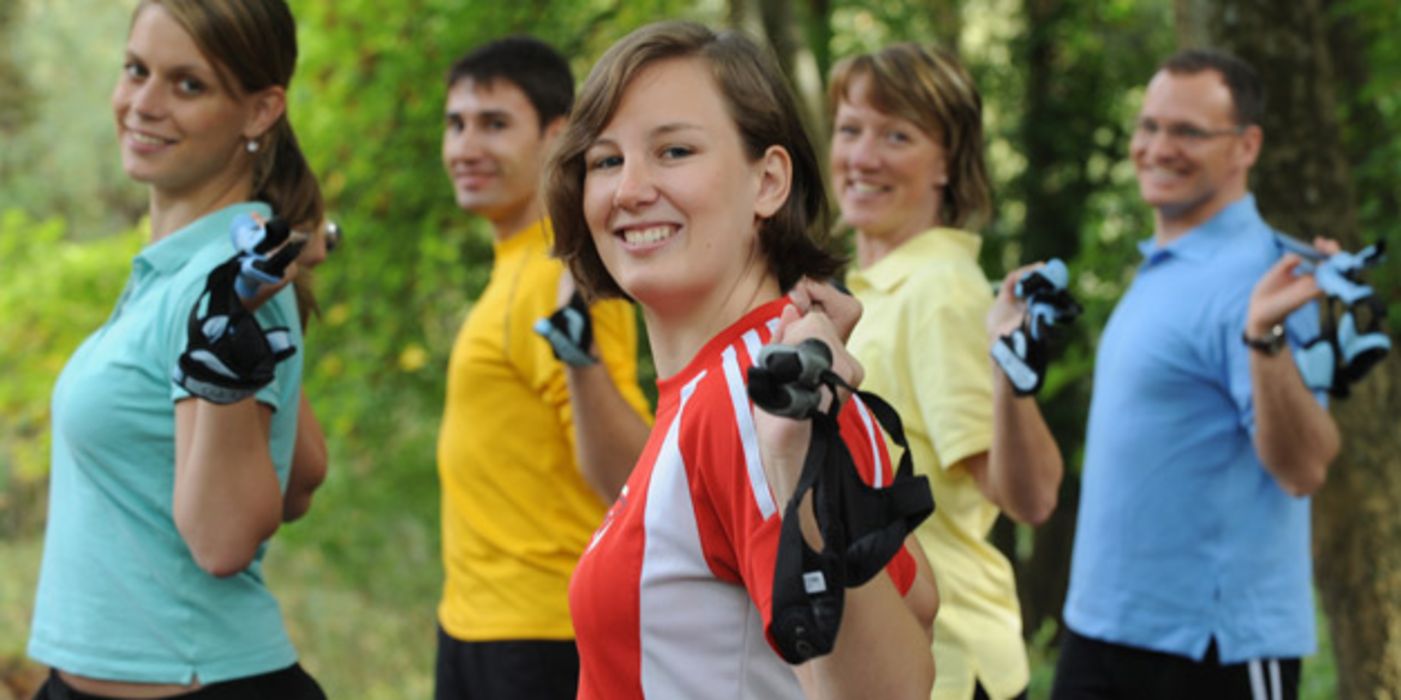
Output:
[0,209,142,536]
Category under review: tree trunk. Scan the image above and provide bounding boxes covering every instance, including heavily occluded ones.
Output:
[727,0,830,168]
[1207,0,1401,695]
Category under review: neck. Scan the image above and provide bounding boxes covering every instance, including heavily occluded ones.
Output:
[855,216,938,269]
[643,260,780,379]
[147,169,254,243]
[1153,187,1247,246]
[488,195,544,243]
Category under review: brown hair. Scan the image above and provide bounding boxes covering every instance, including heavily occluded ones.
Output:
[136,0,324,314]
[546,21,841,299]
[828,43,992,231]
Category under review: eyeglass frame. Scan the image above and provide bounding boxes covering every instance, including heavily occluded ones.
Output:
[1132,117,1247,145]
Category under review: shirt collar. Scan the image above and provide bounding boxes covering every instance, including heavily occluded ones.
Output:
[848,227,982,294]
[1137,194,1261,265]
[136,202,272,275]
[493,218,551,257]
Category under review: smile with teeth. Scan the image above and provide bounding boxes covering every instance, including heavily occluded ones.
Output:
[129,131,172,146]
[847,180,888,195]
[621,225,675,245]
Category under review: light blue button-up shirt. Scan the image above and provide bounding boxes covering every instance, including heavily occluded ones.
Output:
[29,202,303,684]
[1064,195,1323,664]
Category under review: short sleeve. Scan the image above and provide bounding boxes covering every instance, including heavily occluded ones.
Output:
[693,383,918,658]
[904,286,994,470]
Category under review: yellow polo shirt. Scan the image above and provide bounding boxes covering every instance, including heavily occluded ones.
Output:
[437,219,651,641]
[847,228,1028,700]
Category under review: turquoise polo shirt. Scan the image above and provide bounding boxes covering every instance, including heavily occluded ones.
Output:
[28,202,303,684]
[1064,195,1323,664]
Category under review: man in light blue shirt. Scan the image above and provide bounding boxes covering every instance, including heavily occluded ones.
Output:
[1052,50,1340,700]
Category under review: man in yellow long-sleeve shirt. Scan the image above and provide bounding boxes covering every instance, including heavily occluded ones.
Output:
[434,36,652,700]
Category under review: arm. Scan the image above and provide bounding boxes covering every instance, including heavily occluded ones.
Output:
[1245,252,1341,496]
[566,361,651,501]
[557,274,651,502]
[282,391,328,522]
[759,305,934,700]
[901,534,938,642]
[961,263,1065,525]
[174,398,283,577]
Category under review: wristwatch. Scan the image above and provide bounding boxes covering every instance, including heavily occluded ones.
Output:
[1242,323,1287,355]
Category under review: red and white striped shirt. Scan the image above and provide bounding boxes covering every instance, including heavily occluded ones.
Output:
[570,297,917,700]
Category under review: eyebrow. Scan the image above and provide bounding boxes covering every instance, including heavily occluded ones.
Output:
[589,121,704,149]
[122,50,209,78]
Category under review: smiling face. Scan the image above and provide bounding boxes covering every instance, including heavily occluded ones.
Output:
[581,56,786,320]
[442,78,559,238]
[112,4,274,202]
[1132,68,1260,239]
[830,73,948,252]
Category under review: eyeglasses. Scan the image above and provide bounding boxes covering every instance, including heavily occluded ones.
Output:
[1133,118,1245,145]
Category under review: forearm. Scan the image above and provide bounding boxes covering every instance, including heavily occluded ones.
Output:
[283,392,328,522]
[796,573,935,700]
[983,365,1063,525]
[566,363,650,502]
[1250,350,1340,496]
[174,399,283,576]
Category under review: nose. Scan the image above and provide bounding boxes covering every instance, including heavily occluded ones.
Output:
[612,157,657,210]
[844,132,881,171]
[444,125,485,163]
[129,80,165,120]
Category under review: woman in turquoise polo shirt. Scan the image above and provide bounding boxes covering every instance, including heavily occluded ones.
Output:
[27,1,327,697]
[828,44,1064,700]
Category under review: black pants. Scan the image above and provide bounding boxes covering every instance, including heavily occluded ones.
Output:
[434,626,579,700]
[34,664,324,700]
[1051,629,1299,700]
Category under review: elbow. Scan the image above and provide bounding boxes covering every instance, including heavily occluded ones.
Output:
[1277,466,1327,498]
[189,541,263,578]
[1017,496,1057,527]
[177,510,280,578]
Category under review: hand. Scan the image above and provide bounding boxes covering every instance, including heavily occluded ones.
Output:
[238,213,303,312]
[1246,253,1323,337]
[754,304,865,507]
[987,262,1044,341]
[557,268,579,307]
[787,277,863,342]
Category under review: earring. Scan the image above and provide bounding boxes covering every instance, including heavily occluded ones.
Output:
[246,140,260,153]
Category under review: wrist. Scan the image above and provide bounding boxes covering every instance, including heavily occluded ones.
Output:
[1242,322,1287,356]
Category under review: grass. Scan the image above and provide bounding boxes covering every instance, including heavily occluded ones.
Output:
[0,534,1342,700]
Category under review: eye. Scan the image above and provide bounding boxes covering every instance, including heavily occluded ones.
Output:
[445,115,463,134]
[836,123,860,137]
[885,130,911,144]
[485,117,508,131]
[1169,124,1210,141]
[1134,118,1159,136]
[176,77,206,96]
[588,153,622,171]
[123,61,148,80]
[659,144,694,160]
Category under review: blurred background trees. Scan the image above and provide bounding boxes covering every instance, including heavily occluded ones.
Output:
[1,0,1396,697]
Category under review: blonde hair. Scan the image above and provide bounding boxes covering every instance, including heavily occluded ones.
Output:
[828,44,992,230]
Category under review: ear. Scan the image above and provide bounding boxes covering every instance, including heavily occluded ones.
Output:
[243,85,287,142]
[542,115,568,143]
[1237,123,1263,170]
[753,145,793,220]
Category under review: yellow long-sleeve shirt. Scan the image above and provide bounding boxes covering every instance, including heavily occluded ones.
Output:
[437,219,651,641]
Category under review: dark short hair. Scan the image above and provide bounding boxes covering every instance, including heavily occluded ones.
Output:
[446,36,574,128]
[546,21,841,300]
[1159,49,1264,127]
[828,43,991,231]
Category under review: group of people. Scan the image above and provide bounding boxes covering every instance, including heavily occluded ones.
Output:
[26,1,1347,699]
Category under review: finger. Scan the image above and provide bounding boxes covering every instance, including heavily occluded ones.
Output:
[1313,236,1342,256]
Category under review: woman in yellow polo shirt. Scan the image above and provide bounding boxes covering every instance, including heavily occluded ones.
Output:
[828,44,1065,700]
